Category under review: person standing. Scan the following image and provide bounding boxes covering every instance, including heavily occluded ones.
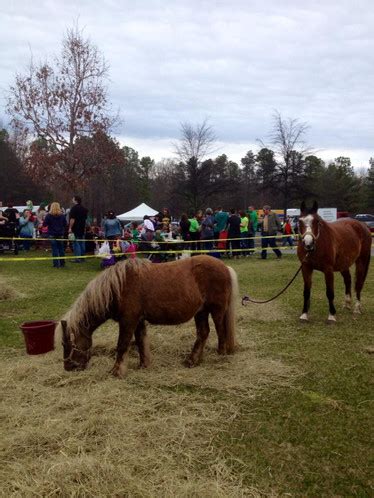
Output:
[214,207,229,240]
[43,202,67,267]
[200,208,215,254]
[227,209,241,259]
[239,210,250,256]
[260,205,282,259]
[19,209,37,251]
[179,213,191,247]
[283,217,294,247]
[247,206,258,255]
[68,195,88,262]
[188,211,200,255]
[161,208,171,231]
[103,210,122,248]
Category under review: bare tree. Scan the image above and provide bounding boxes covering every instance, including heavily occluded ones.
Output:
[259,111,312,213]
[173,119,217,163]
[7,26,119,190]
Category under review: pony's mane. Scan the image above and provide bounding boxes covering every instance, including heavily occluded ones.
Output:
[62,258,151,336]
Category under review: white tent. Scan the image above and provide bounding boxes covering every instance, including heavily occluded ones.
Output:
[116,203,159,221]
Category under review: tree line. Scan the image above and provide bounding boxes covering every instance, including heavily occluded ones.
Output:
[1,27,373,219]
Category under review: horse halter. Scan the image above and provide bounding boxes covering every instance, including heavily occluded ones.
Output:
[301,218,321,251]
[62,325,91,368]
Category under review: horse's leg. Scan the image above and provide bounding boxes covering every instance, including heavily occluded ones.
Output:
[354,256,369,314]
[341,270,352,309]
[300,265,313,321]
[211,310,227,355]
[111,320,136,378]
[324,270,336,323]
[134,320,151,368]
[186,310,210,367]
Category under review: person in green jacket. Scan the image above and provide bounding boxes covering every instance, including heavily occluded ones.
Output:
[214,207,228,235]
[188,211,200,254]
[247,205,258,254]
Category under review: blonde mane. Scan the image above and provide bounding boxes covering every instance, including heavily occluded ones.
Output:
[60,259,151,336]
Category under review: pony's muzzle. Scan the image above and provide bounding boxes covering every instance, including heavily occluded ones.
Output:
[63,348,91,371]
[63,359,88,371]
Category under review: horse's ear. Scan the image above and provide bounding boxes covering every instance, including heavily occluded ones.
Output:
[311,201,318,214]
[300,201,306,215]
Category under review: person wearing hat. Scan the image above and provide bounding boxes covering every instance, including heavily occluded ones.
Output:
[260,205,282,259]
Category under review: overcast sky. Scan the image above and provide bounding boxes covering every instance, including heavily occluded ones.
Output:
[1,0,373,167]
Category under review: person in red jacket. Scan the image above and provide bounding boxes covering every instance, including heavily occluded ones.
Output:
[283,217,294,247]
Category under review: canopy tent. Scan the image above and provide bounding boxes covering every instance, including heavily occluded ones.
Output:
[116,203,159,221]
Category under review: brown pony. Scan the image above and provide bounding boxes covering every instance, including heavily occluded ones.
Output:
[298,201,371,322]
[58,255,238,377]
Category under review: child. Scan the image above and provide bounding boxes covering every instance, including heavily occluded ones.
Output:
[284,217,294,247]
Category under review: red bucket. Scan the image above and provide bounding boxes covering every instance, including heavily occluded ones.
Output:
[20,320,56,355]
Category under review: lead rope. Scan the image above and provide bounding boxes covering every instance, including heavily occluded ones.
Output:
[241,254,310,305]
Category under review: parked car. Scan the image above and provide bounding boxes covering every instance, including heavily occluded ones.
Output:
[353,214,374,233]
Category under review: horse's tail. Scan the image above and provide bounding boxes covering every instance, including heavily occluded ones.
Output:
[225,266,238,354]
[361,237,371,283]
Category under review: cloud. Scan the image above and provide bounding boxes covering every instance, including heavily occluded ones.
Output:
[0,0,373,167]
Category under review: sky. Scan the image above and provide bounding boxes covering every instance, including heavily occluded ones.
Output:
[0,0,373,168]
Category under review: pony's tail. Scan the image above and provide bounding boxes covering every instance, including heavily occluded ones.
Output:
[225,266,238,354]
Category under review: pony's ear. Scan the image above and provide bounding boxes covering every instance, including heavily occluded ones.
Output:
[311,201,318,213]
[300,201,307,215]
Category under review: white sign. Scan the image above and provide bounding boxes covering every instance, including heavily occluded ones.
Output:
[287,208,337,222]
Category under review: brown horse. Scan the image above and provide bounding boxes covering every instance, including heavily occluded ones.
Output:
[298,201,371,322]
[58,255,238,377]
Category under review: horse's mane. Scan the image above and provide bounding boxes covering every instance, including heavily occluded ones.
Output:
[62,259,151,336]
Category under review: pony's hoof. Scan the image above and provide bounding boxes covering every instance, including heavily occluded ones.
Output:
[299,313,309,322]
[110,364,126,378]
[184,358,197,368]
[327,315,337,325]
[138,363,150,369]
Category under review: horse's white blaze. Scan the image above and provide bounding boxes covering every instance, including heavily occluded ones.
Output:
[354,301,362,314]
[328,314,336,322]
[300,215,314,247]
[300,214,314,228]
[299,313,308,321]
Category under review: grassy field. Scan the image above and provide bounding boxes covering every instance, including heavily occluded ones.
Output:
[0,252,373,496]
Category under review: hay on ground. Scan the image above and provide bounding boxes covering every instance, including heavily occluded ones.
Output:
[0,305,295,497]
[0,277,22,301]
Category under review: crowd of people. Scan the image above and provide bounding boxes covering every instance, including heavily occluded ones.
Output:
[0,198,297,266]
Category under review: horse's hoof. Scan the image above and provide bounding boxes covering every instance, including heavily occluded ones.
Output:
[327,315,337,325]
[299,313,309,322]
[353,303,362,314]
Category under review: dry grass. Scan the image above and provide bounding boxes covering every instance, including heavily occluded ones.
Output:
[0,277,22,301]
[0,306,294,497]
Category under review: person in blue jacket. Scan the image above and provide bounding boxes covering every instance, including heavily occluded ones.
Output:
[43,202,67,267]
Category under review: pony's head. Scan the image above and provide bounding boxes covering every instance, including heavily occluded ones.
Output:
[61,319,92,371]
[299,201,321,252]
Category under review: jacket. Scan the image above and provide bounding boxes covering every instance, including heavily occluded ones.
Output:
[261,212,282,235]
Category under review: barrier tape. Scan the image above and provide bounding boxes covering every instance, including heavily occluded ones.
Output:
[0,242,373,263]
[0,233,302,243]
[1,232,373,244]
[0,245,301,262]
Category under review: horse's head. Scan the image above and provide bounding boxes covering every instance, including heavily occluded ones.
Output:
[299,201,321,252]
[61,320,92,371]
